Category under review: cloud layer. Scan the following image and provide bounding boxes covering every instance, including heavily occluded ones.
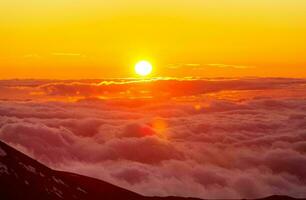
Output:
[0,78,306,199]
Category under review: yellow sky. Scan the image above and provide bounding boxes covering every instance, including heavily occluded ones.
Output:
[1,0,306,79]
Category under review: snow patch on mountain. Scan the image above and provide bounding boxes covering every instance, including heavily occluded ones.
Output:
[51,186,64,199]
[0,162,9,174]
[52,176,67,186]
[0,147,6,157]
[18,162,37,174]
[77,187,87,194]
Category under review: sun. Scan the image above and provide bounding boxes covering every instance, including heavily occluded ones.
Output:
[135,61,153,76]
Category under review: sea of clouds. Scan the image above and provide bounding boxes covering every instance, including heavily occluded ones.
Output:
[0,78,306,199]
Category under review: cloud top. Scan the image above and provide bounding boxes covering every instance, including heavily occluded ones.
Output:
[0,78,306,199]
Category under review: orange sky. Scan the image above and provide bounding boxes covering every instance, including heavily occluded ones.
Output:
[1,0,306,79]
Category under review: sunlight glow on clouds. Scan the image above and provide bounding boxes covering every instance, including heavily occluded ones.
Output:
[0,78,306,199]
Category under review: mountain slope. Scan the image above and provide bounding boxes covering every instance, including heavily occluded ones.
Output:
[0,140,304,200]
[0,140,200,200]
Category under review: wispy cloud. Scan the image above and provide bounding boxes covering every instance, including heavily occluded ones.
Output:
[206,64,254,69]
[22,54,41,59]
[51,52,86,58]
[185,63,201,67]
[166,63,201,69]
[166,63,254,70]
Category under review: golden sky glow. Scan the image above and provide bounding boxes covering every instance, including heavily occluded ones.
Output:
[1,0,306,79]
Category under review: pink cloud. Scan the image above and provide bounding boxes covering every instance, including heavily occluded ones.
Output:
[0,78,306,199]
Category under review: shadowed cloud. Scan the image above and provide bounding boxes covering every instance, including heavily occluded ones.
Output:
[0,78,306,199]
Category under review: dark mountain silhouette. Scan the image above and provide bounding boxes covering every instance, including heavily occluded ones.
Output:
[0,140,304,200]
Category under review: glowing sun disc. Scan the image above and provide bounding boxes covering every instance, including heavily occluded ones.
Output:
[135,61,152,76]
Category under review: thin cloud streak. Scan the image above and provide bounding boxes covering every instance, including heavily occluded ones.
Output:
[206,64,255,69]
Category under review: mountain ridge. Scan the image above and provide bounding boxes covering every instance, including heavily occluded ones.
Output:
[0,140,304,200]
